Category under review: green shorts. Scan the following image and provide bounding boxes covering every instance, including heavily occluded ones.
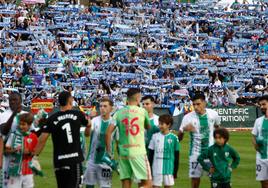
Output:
[119,154,151,180]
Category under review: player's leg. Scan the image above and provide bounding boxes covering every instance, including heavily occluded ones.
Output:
[122,179,132,188]
[21,174,34,188]
[130,155,152,188]
[163,175,174,188]
[189,157,203,188]
[191,178,201,188]
[6,176,21,188]
[55,168,67,188]
[256,159,268,188]
[118,158,133,188]
[261,181,268,188]
[55,163,82,188]
[97,165,112,188]
[83,162,98,188]
[152,174,163,188]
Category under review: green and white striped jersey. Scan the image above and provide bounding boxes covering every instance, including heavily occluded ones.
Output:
[179,109,221,159]
[252,116,268,160]
[87,116,116,164]
[149,132,180,176]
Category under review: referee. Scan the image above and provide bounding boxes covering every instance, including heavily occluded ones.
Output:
[34,91,91,188]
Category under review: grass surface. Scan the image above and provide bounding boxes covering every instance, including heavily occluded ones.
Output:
[34,131,259,188]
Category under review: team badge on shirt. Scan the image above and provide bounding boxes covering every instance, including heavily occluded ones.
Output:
[27,138,32,144]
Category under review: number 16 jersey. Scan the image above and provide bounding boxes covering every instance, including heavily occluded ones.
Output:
[43,110,88,168]
[112,105,150,157]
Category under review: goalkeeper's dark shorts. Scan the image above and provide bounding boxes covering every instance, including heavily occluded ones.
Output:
[54,163,82,188]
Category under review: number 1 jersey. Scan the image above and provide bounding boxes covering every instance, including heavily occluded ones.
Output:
[112,106,150,157]
[43,110,88,167]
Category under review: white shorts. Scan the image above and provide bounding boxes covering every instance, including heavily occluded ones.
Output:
[189,157,210,178]
[153,175,174,186]
[83,161,112,187]
[256,158,268,181]
[7,175,34,188]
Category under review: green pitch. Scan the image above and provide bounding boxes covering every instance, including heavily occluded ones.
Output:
[34,131,259,188]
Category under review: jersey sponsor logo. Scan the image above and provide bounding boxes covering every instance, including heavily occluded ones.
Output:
[58,152,79,160]
[225,152,229,157]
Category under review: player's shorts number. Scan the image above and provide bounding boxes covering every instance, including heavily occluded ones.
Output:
[101,168,112,178]
[122,117,140,136]
[191,162,199,169]
[256,164,262,172]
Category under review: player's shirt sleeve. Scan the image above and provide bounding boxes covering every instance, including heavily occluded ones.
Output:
[179,115,190,133]
[214,111,221,126]
[42,116,53,133]
[28,133,38,152]
[78,111,88,126]
[174,136,180,151]
[111,112,118,127]
[252,119,259,136]
[148,134,155,150]
[197,148,210,172]
[144,110,150,128]
[5,132,14,147]
[229,145,240,169]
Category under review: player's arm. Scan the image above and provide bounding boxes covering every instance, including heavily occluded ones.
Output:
[148,149,154,168]
[197,149,210,172]
[33,133,50,156]
[174,136,180,178]
[79,111,91,137]
[178,131,184,141]
[214,112,221,129]
[105,124,116,156]
[174,151,180,179]
[178,116,195,141]
[144,111,151,130]
[252,120,259,151]
[0,112,17,135]
[0,137,3,168]
[84,118,91,137]
[148,135,155,169]
[229,146,240,170]
[252,135,259,152]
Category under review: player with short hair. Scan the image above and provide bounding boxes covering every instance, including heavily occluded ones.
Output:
[148,114,180,188]
[142,95,159,150]
[252,95,268,188]
[105,88,152,188]
[0,92,30,188]
[83,98,116,188]
[178,92,221,188]
[34,91,91,188]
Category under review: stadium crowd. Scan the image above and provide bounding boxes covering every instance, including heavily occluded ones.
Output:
[0,0,268,112]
